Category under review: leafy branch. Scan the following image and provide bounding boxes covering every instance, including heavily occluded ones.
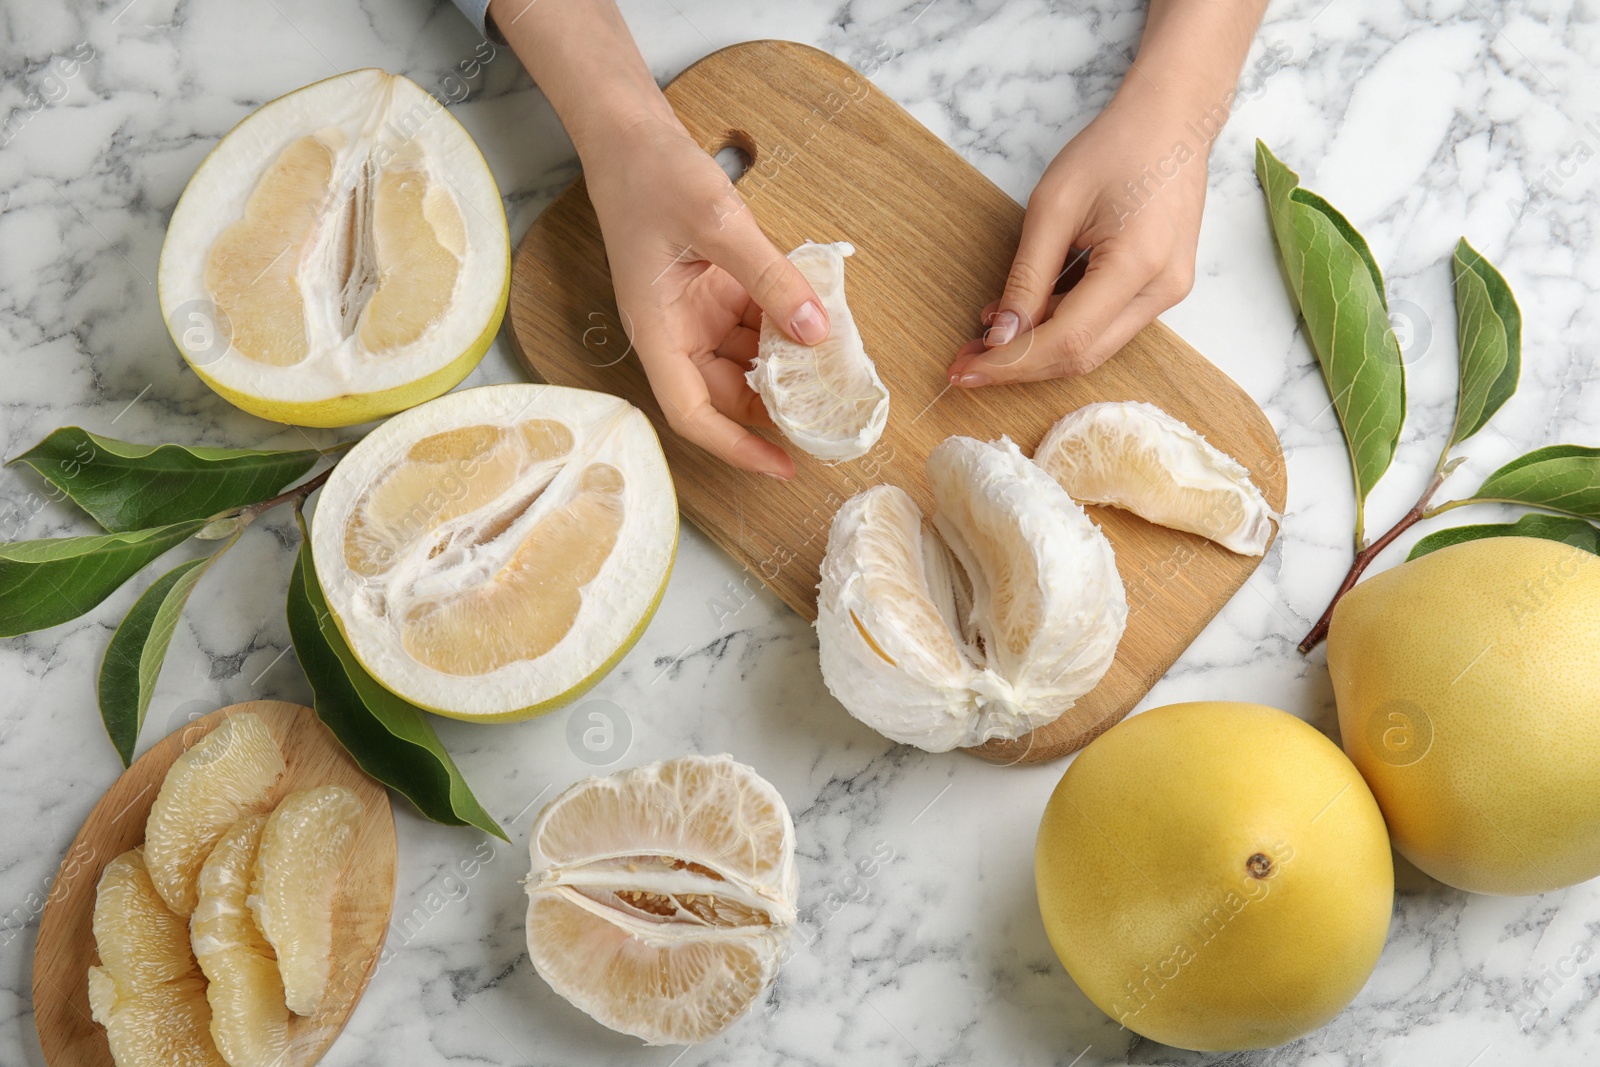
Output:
[0,425,502,836]
[1257,144,1600,652]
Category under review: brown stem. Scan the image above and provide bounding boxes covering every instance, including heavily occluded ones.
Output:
[235,465,336,522]
[1297,469,1447,653]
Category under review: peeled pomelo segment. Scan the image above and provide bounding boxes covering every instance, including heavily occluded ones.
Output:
[144,712,286,916]
[250,785,363,1017]
[310,384,678,721]
[816,437,1127,752]
[89,849,227,1067]
[525,756,797,1045]
[748,241,889,462]
[192,815,289,1067]
[1035,400,1276,556]
[157,69,509,427]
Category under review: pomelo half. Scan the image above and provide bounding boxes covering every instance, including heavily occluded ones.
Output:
[310,384,678,720]
[158,69,509,427]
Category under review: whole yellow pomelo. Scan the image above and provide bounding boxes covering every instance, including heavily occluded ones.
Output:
[1035,701,1393,1052]
[1328,535,1600,895]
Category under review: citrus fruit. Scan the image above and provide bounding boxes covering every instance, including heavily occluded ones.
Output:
[157,68,509,427]
[1329,536,1600,894]
[191,815,289,1067]
[89,848,226,1067]
[1034,401,1276,555]
[144,711,286,915]
[747,241,889,461]
[310,383,678,720]
[1036,701,1393,1051]
[524,755,797,1045]
[249,785,364,1016]
[817,435,1125,751]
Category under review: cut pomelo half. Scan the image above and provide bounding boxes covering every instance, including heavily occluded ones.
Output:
[89,849,226,1067]
[747,241,889,461]
[311,384,678,720]
[191,815,289,1067]
[1035,401,1277,556]
[524,755,797,1045]
[249,786,363,1017]
[158,69,509,427]
[817,436,1127,752]
[143,711,286,916]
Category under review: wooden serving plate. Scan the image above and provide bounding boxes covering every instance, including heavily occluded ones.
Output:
[33,700,397,1067]
[507,40,1287,763]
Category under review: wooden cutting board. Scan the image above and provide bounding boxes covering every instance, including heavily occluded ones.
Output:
[507,40,1286,763]
[33,701,396,1067]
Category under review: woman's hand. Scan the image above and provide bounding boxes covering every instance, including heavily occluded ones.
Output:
[948,89,1207,388]
[581,113,827,480]
[492,0,825,479]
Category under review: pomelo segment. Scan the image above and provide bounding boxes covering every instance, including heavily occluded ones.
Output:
[249,785,364,1017]
[748,241,889,461]
[525,755,797,1045]
[191,815,290,1067]
[89,849,227,1067]
[158,69,509,427]
[1035,401,1276,556]
[310,384,678,720]
[143,712,286,916]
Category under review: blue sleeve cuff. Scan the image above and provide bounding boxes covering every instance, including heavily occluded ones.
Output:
[450,0,504,42]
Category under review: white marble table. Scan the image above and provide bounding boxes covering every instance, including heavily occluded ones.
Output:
[3,1,1598,1064]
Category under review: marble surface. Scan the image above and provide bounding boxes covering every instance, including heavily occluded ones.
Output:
[2,0,1599,1064]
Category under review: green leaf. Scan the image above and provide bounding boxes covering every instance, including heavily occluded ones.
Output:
[1408,513,1600,561]
[286,514,507,840]
[9,427,322,532]
[1256,141,1406,536]
[1463,445,1600,519]
[98,540,233,765]
[1449,238,1522,446]
[0,521,204,638]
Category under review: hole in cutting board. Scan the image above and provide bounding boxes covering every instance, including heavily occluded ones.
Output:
[712,131,756,183]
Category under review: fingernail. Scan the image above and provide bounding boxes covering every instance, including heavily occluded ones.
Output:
[985,310,1019,347]
[762,470,789,481]
[957,372,990,388]
[790,301,827,345]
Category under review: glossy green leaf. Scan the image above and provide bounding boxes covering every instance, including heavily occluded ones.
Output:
[0,521,204,638]
[286,514,506,840]
[1408,513,1600,561]
[1449,239,1521,446]
[9,427,322,532]
[1463,445,1600,519]
[1256,141,1406,530]
[98,542,232,765]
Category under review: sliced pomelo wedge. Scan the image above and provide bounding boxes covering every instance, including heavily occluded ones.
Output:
[1035,401,1276,556]
[310,384,678,720]
[249,786,363,1017]
[143,711,286,916]
[748,241,889,461]
[191,815,290,1067]
[158,68,509,427]
[89,849,227,1067]
[524,755,797,1045]
[818,436,1127,752]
